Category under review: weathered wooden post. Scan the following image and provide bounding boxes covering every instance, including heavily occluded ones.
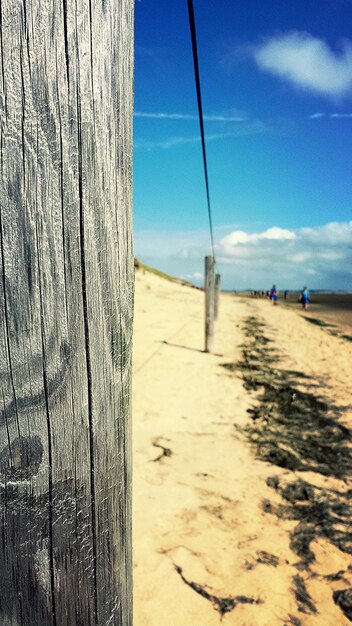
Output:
[214,273,221,320]
[204,256,215,352]
[0,2,134,625]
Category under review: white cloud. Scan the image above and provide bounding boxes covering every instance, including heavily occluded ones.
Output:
[215,221,352,288]
[254,32,352,98]
[134,112,245,122]
[221,226,296,249]
[330,112,352,118]
[134,121,268,151]
[262,226,297,240]
[318,251,345,261]
[299,221,352,244]
[134,132,233,150]
[309,112,352,119]
[134,227,212,261]
[289,253,311,263]
[135,221,352,290]
[185,272,203,280]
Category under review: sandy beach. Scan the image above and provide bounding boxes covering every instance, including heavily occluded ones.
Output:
[132,267,352,626]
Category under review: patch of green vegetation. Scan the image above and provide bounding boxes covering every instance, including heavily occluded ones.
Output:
[136,260,178,282]
[135,259,199,288]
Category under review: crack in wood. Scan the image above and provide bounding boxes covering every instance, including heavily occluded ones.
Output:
[0,1,134,623]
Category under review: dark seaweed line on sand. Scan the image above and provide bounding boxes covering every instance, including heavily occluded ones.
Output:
[174,565,262,618]
[303,315,352,342]
[222,316,352,622]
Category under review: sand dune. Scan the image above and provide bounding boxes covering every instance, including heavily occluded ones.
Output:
[132,269,352,626]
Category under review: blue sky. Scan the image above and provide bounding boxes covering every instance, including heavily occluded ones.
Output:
[134,0,352,290]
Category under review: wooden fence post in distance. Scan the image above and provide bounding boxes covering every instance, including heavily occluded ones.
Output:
[204,256,215,353]
[0,1,134,625]
[214,273,221,320]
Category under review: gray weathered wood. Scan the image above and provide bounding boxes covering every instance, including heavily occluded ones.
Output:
[214,273,221,320]
[204,256,215,353]
[0,1,134,624]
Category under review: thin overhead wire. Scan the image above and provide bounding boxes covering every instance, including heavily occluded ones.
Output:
[187,0,216,260]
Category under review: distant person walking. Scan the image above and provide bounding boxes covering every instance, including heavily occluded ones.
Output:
[300,286,310,310]
[270,284,279,305]
[284,290,288,300]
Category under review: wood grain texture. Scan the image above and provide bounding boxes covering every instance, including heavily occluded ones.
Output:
[0,1,134,624]
[214,273,221,320]
[204,256,215,353]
